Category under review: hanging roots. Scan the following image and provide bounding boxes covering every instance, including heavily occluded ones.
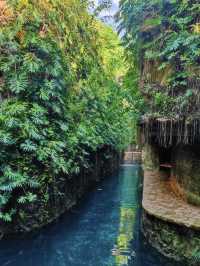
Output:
[141,118,200,147]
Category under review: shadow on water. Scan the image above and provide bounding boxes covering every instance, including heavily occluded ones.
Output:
[0,164,181,266]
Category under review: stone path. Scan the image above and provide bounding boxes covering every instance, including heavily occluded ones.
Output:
[143,170,200,230]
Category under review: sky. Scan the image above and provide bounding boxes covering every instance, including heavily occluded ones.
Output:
[95,0,120,27]
[108,0,119,16]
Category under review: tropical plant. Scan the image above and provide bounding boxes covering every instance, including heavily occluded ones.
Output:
[0,0,135,224]
[118,0,200,119]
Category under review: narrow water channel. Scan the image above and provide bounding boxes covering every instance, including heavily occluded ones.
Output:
[0,164,180,266]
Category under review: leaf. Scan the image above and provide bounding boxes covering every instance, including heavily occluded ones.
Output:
[8,74,28,94]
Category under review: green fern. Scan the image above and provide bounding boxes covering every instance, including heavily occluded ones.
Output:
[0,0,133,225]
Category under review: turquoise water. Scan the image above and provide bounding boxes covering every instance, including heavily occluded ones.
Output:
[0,165,179,266]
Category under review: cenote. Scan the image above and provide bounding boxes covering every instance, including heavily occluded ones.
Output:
[0,164,181,266]
[0,0,199,264]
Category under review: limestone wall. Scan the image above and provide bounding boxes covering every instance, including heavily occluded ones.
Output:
[142,211,200,265]
[142,142,200,264]
[142,143,159,171]
[172,145,200,206]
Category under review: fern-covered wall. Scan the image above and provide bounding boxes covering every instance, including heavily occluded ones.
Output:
[1,147,120,238]
[118,0,200,132]
[0,0,135,233]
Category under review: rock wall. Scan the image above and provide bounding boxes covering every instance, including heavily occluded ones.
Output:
[142,211,200,266]
[142,142,200,265]
[172,145,200,206]
[142,142,200,206]
[142,143,159,171]
[1,147,120,239]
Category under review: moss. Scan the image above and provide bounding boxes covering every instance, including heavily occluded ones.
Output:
[142,211,200,265]
[143,144,159,171]
[186,192,200,206]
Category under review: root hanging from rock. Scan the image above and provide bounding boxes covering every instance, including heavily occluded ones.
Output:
[141,118,200,147]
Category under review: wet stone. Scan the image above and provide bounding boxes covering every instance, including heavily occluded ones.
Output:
[143,170,200,230]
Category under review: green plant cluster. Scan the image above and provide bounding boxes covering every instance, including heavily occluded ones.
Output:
[0,0,134,222]
[118,0,200,119]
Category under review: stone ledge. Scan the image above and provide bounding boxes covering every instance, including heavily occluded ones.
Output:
[142,170,200,230]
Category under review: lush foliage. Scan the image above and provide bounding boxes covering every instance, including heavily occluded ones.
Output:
[0,0,134,222]
[118,0,200,119]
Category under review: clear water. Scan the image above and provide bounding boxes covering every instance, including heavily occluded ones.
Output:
[0,164,180,266]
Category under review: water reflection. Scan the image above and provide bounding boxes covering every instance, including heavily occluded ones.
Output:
[0,165,180,266]
[114,166,139,266]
